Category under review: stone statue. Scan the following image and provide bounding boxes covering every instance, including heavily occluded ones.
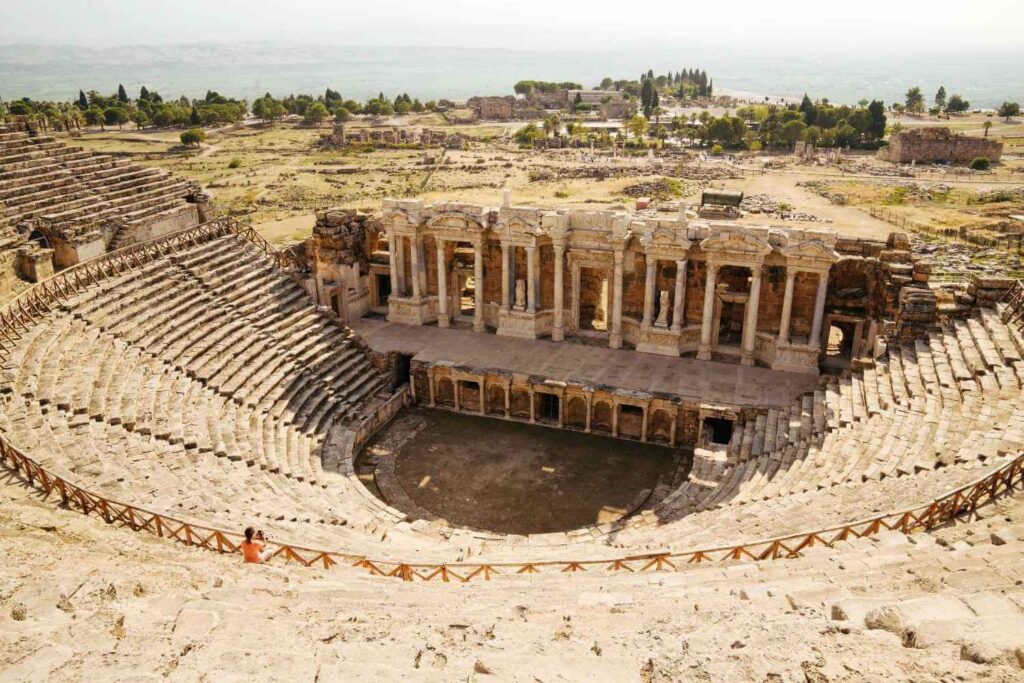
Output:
[514,279,527,310]
[655,290,670,328]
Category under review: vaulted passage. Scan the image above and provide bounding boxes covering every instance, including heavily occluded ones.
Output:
[356,407,688,535]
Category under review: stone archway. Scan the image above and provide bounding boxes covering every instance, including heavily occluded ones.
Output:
[565,396,587,429]
[592,401,612,434]
[649,409,672,444]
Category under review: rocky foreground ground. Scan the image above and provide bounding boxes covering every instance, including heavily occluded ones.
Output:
[1,471,1023,682]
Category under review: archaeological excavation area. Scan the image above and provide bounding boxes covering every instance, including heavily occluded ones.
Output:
[3,116,1024,679]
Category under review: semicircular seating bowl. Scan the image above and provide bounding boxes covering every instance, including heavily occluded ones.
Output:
[0,222,1021,568]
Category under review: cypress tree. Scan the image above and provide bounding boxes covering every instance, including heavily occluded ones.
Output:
[78,90,88,109]
[140,86,150,102]
[117,83,129,103]
[190,105,201,125]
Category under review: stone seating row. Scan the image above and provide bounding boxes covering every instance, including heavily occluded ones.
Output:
[0,130,194,232]
[658,306,1024,526]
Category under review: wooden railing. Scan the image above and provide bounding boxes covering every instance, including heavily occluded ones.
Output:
[0,217,1021,581]
[1001,280,1024,334]
[1,431,1020,581]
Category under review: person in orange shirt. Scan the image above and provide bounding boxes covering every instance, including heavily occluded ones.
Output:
[241,526,273,564]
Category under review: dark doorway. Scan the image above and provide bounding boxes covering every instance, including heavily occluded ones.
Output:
[538,393,560,423]
[376,273,392,307]
[704,417,734,445]
[395,353,412,387]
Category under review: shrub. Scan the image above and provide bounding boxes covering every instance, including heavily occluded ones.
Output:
[228,158,242,169]
[554,189,571,199]
[710,144,724,156]
[180,128,206,147]
[969,156,991,171]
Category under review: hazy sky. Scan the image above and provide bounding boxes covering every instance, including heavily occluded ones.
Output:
[2,0,1023,51]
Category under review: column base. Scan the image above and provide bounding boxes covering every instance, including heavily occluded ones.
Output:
[552,325,564,342]
[609,333,623,349]
[473,318,485,333]
[740,353,755,367]
[696,344,711,361]
[437,315,450,328]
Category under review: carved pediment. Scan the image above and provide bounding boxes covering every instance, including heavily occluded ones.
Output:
[426,212,486,239]
[700,230,772,261]
[780,239,839,265]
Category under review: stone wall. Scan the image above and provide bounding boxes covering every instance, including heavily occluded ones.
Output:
[878,127,1003,164]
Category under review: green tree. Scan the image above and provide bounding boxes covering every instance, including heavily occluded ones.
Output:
[640,78,654,118]
[252,95,285,123]
[998,101,1020,121]
[542,114,561,138]
[627,114,649,140]
[180,128,206,147]
[333,106,351,123]
[983,121,992,138]
[303,101,329,126]
[599,77,613,90]
[934,86,947,111]
[190,105,201,126]
[104,106,129,130]
[77,90,88,110]
[945,94,970,113]
[117,84,129,103]
[905,87,925,114]
[85,105,105,130]
[131,110,149,130]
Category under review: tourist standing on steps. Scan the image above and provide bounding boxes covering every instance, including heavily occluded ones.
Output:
[241,526,274,563]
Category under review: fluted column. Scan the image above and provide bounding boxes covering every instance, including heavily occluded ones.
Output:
[387,234,399,296]
[435,239,449,327]
[671,259,687,332]
[409,235,422,299]
[641,256,657,329]
[500,242,512,311]
[740,267,763,366]
[777,268,797,344]
[810,270,830,349]
[525,245,537,312]
[552,244,565,341]
[473,240,485,332]
[609,249,624,349]
[697,262,718,360]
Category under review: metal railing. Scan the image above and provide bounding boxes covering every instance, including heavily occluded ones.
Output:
[0,218,1021,581]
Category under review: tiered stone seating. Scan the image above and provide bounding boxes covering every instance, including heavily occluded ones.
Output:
[0,232,484,560]
[631,306,1024,546]
[0,126,196,242]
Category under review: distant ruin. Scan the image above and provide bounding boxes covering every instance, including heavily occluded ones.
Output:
[878,127,1003,165]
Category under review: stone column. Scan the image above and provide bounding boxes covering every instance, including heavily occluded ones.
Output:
[436,239,449,327]
[697,262,718,360]
[741,267,763,366]
[503,383,510,418]
[610,250,624,349]
[525,245,537,312]
[529,388,536,423]
[777,268,797,344]
[671,259,687,332]
[453,380,461,411]
[557,394,564,427]
[427,371,436,407]
[611,402,619,438]
[395,235,407,296]
[473,241,485,332]
[641,404,649,442]
[810,270,830,349]
[642,256,657,329]
[552,244,565,341]
[478,380,485,414]
[584,395,592,433]
[409,235,422,299]
[669,412,678,447]
[500,242,512,311]
[388,234,400,296]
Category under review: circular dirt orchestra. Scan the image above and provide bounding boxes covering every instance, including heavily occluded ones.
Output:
[356,407,687,536]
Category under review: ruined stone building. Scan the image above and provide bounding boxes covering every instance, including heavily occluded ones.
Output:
[0,121,207,296]
[878,127,1003,164]
[305,198,934,377]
